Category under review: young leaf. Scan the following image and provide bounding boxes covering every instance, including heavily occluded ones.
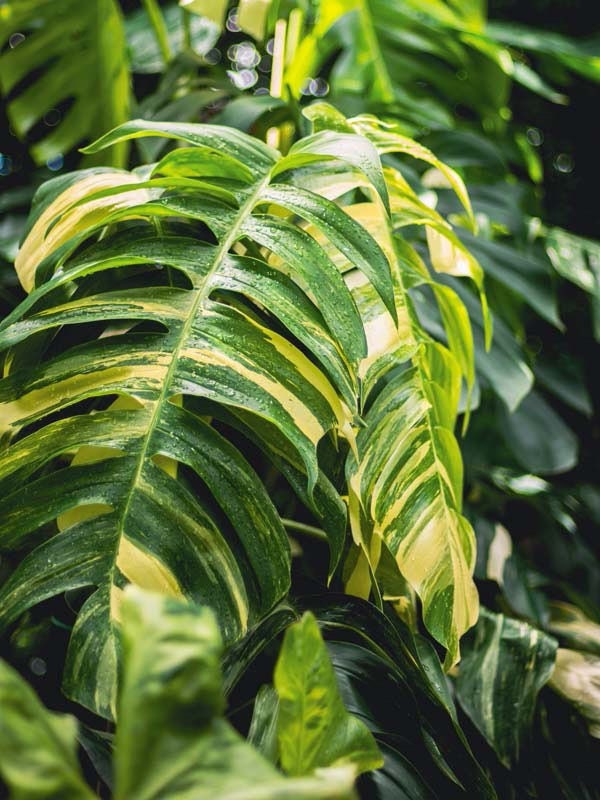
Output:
[274,611,383,778]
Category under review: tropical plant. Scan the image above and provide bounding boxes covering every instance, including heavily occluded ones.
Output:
[0,586,381,799]
[0,112,482,716]
[0,1,599,798]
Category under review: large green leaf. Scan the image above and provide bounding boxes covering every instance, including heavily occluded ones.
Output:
[499,390,578,475]
[274,611,382,777]
[455,607,558,767]
[0,120,397,718]
[0,0,130,166]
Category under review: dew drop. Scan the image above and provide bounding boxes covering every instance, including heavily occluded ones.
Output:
[29,657,47,676]
[9,32,25,48]
[554,153,574,174]
[46,154,64,171]
[526,127,543,147]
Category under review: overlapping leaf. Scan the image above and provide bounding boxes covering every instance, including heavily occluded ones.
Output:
[274,612,382,777]
[337,188,480,668]
[455,608,557,767]
[0,588,365,799]
[0,120,395,718]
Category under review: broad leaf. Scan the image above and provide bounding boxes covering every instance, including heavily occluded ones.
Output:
[455,608,557,767]
[0,123,392,714]
[343,200,479,667]
[0,120,395,718]
[274,611,382,777]
[499,390,578,475]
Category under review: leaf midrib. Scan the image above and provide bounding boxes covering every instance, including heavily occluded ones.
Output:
[108,167,274,598]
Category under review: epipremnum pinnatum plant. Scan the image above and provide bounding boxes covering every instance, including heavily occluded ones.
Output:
[1,1,600,798]
[0,114,481,716]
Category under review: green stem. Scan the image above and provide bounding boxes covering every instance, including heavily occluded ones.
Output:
[357,0,395,104]
[142,0,172,65]
[182,8,192,51]
[281,518,328,542]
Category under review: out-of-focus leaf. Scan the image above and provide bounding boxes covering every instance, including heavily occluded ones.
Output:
[413,281,534,411]
[77,726,114,792]
[461,232,563,330]
[115,587,359,799]
[422,130,507,172]
[248,685,280,763]
[549,649,600,739]
[511,61,568,105]
[127,3,220,72]
[455,608,557,766]
[215,96,290,133]
[546,228,600,295]
[486,22,600,83]
[535,357,593,417]
[548,603,600,656]
[0,213,26,263]
[180,0,228,29]
[473,517,549,625]
[0,0,130,166]
[274,611,382,777]
[238,0,275,41]
[0,660,95,799]
[499,390,578,475]
[546,227,600,338]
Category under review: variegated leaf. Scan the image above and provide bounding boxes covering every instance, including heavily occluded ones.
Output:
[343,198,479,667]
[455,608,557,766]
[0,120,394,718]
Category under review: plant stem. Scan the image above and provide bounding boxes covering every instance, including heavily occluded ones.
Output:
[282,518,328,542]
[142,0,172,65]
[182,8,192,51]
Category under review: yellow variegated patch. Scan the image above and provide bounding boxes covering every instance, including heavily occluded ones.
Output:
[15,172,150,292]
